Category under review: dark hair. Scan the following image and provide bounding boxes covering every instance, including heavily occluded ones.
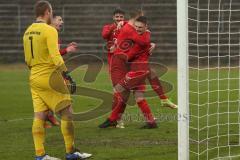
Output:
[52,13,57,18]
[129,9,143,19]
[136,16,147,25]
[113,8,125,15]
[34,0,51,17]
[53,13,61,18]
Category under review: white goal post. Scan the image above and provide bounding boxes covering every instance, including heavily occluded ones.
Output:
[177,0,189,159]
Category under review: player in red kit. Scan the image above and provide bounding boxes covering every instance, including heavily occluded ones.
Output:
[102,8,127,66]
[51,14,78,56]
[110,14,177,110]
[109,11,152,129]
[109,11,150,87]
[132,17,178,109]
[100,15,158,129]
[129,17,161,128]
[100,15,178,129]
[102,8,128,128]
[100,9,177,128]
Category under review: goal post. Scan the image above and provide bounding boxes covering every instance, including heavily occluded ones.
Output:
[177,0,189,160]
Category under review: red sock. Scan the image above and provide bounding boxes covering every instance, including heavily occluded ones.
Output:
[137,99,155,123]
[109,92,126,121]
[112,92,120,110]
[149,77,168,99]
[119,103,127,115]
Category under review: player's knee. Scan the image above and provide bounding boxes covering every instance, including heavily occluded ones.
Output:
[134,91,144,102]
[58,105,73,121]
[114,84,125,93]
[135,97,145,103]
[34,111,48,120]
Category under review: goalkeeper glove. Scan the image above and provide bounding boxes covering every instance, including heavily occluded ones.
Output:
[62,71,76,94]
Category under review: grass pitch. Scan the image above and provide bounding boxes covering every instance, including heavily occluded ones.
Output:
[0,64,178,160]
[189,68,240,160]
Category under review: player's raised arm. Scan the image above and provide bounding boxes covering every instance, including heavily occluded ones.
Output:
[102,24,116,40]
[102,9,125,40]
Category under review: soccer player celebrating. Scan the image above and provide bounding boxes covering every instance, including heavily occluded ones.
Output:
[102,10,177,129]
[102,8,127,128]
[23,1,92,160]
[102,8,127,65]
[51,14,78,56]
[129,16,158,128]
[100,12,157,129]
[43,14,79,129]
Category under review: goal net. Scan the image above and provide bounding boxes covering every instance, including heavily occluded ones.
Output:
[178,0,240,159]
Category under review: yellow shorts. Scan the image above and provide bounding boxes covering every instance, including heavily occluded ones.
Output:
[30,71,71,113]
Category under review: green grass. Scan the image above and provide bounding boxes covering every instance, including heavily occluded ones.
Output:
[0,64,178,160]
[1,65,239,160]
[189,68,240,160]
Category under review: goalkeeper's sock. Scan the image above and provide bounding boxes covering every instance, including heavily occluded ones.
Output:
[61,119,75,154]
[109,92,125,121]
[149,77,168,100]
[32,118,46,156]
[137,99,155,123]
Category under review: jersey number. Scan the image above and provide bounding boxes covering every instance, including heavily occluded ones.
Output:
[29,36,34,59]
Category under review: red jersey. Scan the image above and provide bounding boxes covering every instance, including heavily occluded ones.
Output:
[102,23,117,49]
[102,21,128,64]
[58,39,67,56]
[132,46,151,63]
[102,21,128,49]
[115,23,150,61]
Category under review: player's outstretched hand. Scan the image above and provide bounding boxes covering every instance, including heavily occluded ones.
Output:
[149,43,156,55]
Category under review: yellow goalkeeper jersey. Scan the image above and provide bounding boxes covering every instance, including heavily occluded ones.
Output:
[23,22,66,79]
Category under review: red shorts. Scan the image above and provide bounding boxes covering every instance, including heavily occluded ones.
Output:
[129,60,149,92]
[110,54,149,91]
[132,83,146,92]
[110,54,129,86]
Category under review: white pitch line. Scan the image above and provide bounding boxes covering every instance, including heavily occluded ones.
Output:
[0,117,33,123]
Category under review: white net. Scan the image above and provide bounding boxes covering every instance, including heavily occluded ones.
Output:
[188,0,240,159]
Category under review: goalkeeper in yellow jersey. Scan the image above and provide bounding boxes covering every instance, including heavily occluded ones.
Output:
[23,1,92,160]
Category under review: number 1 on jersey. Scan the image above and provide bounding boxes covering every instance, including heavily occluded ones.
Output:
[29,36,34,59]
